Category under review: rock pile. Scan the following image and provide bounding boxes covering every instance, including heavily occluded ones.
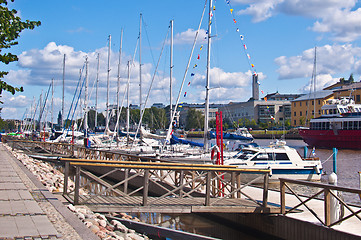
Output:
[4,144,149,240]
[67,204,148,240]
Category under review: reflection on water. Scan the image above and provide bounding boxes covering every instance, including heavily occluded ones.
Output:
[129,212,262,240]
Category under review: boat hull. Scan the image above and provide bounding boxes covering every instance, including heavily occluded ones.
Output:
[238,168,322,183]
[299,129,361,149]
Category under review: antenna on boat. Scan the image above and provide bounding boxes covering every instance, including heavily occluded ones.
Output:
[313,46,317,119]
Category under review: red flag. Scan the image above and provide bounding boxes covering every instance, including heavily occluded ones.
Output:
[233,19,236,23]
[197,54,200,60]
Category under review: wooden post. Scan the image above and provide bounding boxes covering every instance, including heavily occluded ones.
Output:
[74,166,80,205]
[205,171,211,206]
[124,168,129,194]
[324,188,331,226]
[280,179,286,214]
[179,170,184,198]
[237,173,241,198]
[231,172,236,198]
[63,161,70,195]
[143,169,149,206]
[262,172,269,208]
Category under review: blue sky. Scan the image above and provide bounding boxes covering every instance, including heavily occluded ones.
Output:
[2,0,361,120]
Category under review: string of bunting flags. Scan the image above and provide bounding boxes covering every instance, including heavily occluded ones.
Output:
[181,0,265,101]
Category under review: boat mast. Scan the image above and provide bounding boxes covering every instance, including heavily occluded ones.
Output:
[203,0,213,150]
[170,20,174,125]
[106,35,111,132]
[95,53,100,130]
[62,54,65,129]
[115,29,123,138]
[313,46,317,119]
[139,13,143,115]
[84,56,89,136]
[127,60,131,146]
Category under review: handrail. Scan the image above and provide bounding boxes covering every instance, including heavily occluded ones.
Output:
[280,178,361,227]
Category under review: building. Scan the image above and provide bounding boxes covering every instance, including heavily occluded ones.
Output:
[291,90,334,127]
[219,92,301,125]
[151,103,165,109]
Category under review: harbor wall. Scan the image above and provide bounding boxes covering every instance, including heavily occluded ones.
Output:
[200,213,360,240]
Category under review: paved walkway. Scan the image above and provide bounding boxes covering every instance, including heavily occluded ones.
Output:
[0,143,97,240]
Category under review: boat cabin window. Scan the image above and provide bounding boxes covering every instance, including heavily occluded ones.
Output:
[251,152,290,161]
[235,150,257,160]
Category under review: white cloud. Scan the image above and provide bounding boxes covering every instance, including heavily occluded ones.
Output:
[236,0,361,42]
[275,44,361,80]
[173,29,207,45]
[299,74,339,92]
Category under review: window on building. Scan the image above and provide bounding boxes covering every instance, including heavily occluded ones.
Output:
[300,111,302,116]
[318,100,321,105]
[357,95,361,103]
[294,120,296,125]
[312,100,314,105]
[294,102,296,107]
[294,112,296,116]
[300,102,302,106]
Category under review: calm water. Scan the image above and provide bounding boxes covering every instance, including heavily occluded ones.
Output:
[135,138,361,239]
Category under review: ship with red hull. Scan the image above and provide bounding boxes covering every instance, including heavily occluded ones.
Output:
[299,98,361,150]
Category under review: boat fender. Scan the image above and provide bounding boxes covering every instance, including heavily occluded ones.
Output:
[315,165,321,174]
[268,166,272,176]
[211,145,220,164]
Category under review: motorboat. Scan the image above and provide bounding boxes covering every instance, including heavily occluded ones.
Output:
[223,140,323,182]
[299,98,361,149]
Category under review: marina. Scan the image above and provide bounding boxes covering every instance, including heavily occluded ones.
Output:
[2,137,361,239]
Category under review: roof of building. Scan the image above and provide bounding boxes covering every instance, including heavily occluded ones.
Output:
[292,90,333,101]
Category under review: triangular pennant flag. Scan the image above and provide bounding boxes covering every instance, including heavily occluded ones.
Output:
[243,44,247,49]
[251,64,255,68]
[261,90,264,94]
[247,53,250,59]
[193,64,197,68]
[184,92,187,97]
[188,82,191,86]
[233,19,236,23]
[191,73,195,77]
[236,28,239,32]
[230,9,233,14]
[213,6,216,10]
[200,45,203,50]
[240,35,244,40]
[197,54,200,60]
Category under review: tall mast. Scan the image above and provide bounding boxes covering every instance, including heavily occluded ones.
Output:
[203,0,213,150]
[84,56,89,136]
[106,35,111,132]
[139,13,142,112]
[62,54,65,128]
[170,20,174,124]
[126,60,131,146]
[313,46,317,119]
[95,53,100,130]
[116,29,123,135]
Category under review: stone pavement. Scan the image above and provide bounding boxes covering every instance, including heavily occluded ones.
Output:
[0,143,98,240]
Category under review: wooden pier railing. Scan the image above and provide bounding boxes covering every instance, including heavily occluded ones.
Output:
[60,158,272,213]
[280,178,361,227]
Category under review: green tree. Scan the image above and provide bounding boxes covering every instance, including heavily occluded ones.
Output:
[185,108,204,130]
[0,0,40,102]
